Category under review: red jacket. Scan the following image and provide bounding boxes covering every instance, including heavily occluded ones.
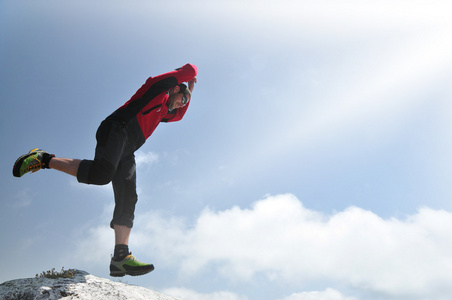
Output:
[108,63,198,140]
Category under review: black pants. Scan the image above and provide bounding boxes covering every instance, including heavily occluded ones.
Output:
[77,117,145,229]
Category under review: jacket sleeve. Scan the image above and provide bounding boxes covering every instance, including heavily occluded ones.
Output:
[124,64,198,112]
[172,63,198,84]
[130,63,197,101]
[151,63,197,88]
[161,101,190,123]
[159,64,197,123]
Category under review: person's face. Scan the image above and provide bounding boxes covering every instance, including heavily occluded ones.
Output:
[168,87,189,110]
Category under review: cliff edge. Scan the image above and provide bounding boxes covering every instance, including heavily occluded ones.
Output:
[0,269,178,300]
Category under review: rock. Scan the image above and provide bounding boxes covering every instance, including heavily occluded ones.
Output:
[0,269,179,300]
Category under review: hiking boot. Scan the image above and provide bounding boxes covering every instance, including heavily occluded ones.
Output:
[12,148,55,178]
[110,253,154,277]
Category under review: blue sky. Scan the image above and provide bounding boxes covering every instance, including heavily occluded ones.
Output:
[1,0,452,299]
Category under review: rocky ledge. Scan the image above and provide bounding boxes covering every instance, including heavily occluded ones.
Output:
[0,269,178,300]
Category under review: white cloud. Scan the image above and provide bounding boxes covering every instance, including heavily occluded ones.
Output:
[135,150,159,169]
[131,194,452,299]
[161,287,355,300]
[69,203,115,266]
[74,225,112,261]
[277,288,357,300]
[163,287,249,300]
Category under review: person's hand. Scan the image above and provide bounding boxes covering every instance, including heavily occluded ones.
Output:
[188,78,197,92]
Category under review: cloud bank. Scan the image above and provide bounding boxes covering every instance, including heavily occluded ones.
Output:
[162,287,250,300]
[162,287,357,300]
[74,193,452,299]
[278,288,358,300]
[129,194,452,299]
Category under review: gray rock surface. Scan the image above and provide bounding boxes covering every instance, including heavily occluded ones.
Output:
[0,269,178,300]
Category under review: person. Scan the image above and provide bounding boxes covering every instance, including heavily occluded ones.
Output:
[12,63,198,277]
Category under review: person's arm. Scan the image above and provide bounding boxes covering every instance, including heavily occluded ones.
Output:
[187,77,197,93]
[130,64,198,102]
[162,71,197,123]
[175,63,198,84]
[151,63,197,88]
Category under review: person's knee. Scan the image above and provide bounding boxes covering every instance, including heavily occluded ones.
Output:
[90,159,116,185]
[78,159,115,185]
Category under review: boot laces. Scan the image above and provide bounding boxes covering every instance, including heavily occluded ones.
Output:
[24,156,44,173]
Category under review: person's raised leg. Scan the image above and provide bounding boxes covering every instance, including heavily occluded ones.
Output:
[48,157,81,177]
[13,149,55,177]
[12,148,81,178]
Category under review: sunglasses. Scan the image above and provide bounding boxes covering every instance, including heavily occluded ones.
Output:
[181,93,188,105]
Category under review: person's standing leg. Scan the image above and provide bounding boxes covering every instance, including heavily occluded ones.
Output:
[109,153,153,277]
[114,224,131,245]
[110,153,137,251]
[112,224,131,265]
